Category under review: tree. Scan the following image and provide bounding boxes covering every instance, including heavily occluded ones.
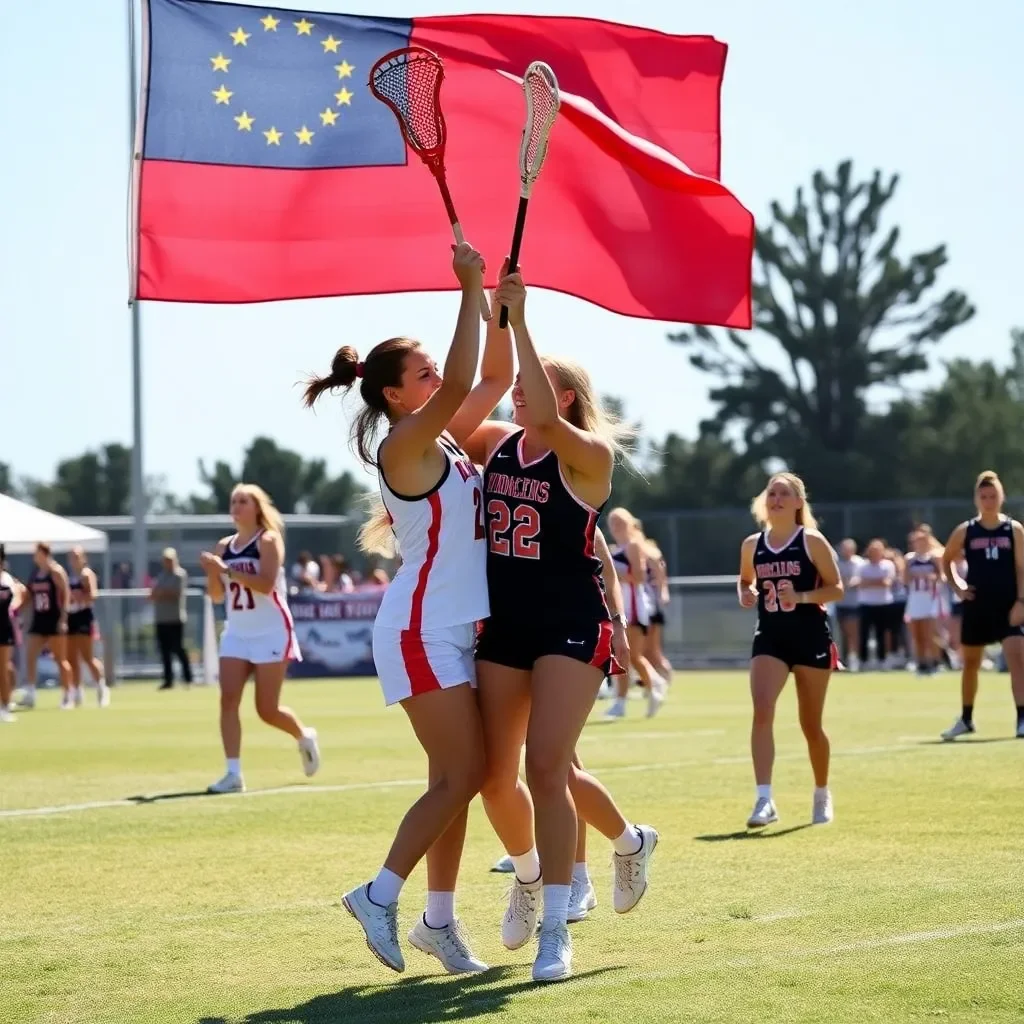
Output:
[671,160,974,497]
[24,444,133,515]
[0,462,17,498]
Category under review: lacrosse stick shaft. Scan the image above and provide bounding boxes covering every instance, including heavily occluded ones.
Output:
[438,176,491,321]
[498,196,530,328]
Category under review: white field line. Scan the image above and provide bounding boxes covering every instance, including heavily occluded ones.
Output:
[0,739,1001,821]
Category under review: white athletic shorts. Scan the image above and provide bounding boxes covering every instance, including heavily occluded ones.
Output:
[905,592,939,621]
[623,582,651,629]
[372,621,477,706]
[220,625,302,665]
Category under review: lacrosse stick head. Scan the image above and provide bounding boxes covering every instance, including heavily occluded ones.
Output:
[369,46,448,176]
[518,61,560,189]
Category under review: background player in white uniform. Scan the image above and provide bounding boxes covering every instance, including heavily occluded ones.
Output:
[904,528,945,676]
[66,547,109,707]
[643,535,673,681]
[199,484,318,795]
[305,242,496,976]
[0,544,26,721]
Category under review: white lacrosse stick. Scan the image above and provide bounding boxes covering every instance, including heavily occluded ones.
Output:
[498,61,560,328]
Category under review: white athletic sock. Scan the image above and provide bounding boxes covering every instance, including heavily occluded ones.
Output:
[424,891,455,929]
[814,786,830,799]
[542,884,572,929]
[756,784,773,801]
[511,847,541,885]
[368,867,404,907]
[572,862,590,885]
[226,758,241,775]
[612,825,642,857]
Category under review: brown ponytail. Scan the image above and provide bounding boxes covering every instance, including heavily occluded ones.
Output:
[303,337,421,467]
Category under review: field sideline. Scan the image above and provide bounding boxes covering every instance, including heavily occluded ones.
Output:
[2,672,1022,1024]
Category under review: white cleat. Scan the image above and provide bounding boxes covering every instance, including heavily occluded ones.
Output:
[502,875,541,950]
[613,824,658,914]
[59,693,74,710]
[812,789,834,825]
[72,686,84,707]
[491,854,515,873]
[18,689,36,710]
[603,699,626,721]
[941,718,975,742]
[567,875,597,922]
[747,797,779,829]
[207,771,245,794]
[0,707,16,723]
[97,683,111,708]
[298,727,320,777]
[532,923,572,983]
[408,917,488,974]
[646,677,666,718]
[342,883,404,972]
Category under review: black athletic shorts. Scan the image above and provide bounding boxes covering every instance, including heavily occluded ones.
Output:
[649,609,665,627]
[476,616,620,675]
[835,606,860,622]
[0,621,15,647]
[960,601,1024,647]
[951,603,964,619]
[30,614,61,638]
[751,623,837,671]
[67,609,95,636]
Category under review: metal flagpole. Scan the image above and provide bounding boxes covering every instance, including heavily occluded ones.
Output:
[127,0,147,586]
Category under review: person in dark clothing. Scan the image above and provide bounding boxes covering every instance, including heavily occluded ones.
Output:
[149,548,192,689]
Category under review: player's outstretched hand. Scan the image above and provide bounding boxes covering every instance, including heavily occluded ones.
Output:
[494,269,526,327]
[452,241,485,291]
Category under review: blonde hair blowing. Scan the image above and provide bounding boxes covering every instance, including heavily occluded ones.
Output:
[233,483,285,538]
[975,469,1003,494]
[543,357,635,459]
[750,472,819,531]
[358,494,396,559]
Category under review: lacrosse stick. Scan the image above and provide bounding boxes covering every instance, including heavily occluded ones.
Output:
[369,46,491,321]
[499,62,560,329]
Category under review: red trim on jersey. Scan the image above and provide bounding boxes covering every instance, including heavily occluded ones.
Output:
[590,620,618,675]
[271,590,299,661]
[401,491,444,696]
[829,641,839,671]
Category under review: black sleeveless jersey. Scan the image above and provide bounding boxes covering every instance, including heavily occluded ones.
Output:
[68,574,88,610]
[963,517,1017,604]
[0,574,14,618]
[28,570,60,624]
[483,428,608,624]
[753,527,826,632]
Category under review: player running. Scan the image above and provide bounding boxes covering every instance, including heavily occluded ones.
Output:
[737,473,843,829]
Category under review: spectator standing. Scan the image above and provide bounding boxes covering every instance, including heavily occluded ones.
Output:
[149,548,192,690]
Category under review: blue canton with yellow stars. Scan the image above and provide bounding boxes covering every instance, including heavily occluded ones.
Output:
[144,0,412,169]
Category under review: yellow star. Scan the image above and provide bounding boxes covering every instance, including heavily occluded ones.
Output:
[234,111,255,131]
[212,84,233,105]
[334,60,354,79]
[321,35,341,53]
[334,87,353,106]
[230,26,250,46]
[295,125,315,145]
[264,126,282,145]
[294,18,314,35]
[319,108,339,126]
[210,53,231,72]
[260,14,280,31]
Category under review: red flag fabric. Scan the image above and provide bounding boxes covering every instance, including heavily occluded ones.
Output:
[136,2,754,326]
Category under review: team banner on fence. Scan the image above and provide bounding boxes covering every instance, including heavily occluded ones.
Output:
[288,589,384,678]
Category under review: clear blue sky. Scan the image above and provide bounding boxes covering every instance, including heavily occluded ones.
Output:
[2,0,1021,500]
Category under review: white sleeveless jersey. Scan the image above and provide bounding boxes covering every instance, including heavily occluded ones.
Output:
[221,531,296,639]
[376,435,489,632]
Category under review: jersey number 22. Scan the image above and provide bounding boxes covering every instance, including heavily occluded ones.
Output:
[487,499,541,559]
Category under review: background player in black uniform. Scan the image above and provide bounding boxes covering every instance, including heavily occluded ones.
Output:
[455,270,657,984]
[0,544,26,722]
[940,471,1024,740]
[737,473,843,829]
[21,543,72,710]
[67,547,109,708]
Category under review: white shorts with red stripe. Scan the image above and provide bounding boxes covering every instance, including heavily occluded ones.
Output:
[373,621,477,707]
[623,583,652,628]
[220,625,302,665]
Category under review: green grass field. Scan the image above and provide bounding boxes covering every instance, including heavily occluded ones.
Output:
[2,672,1022,1024]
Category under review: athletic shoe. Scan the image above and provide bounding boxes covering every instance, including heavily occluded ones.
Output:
[940,718,975,742]
[812,789,834,825]
[298,727,320,777]
[0,707,15,723]
[342,883,404,972]
[72,686,83,707]
[97,683,111,708]
[17,688,35,710]
[59,693,74,710]
[747,797,779,828]
[567,875,597,922]
[603,699,626,721]
[613,824,658,914]
[408,917,488,974]
[532,923,572,983]
[646,678,666,718]
[207,772,245,794]
[1015,720,1024,739]
[491,854,515,873]
[501,875,541,950]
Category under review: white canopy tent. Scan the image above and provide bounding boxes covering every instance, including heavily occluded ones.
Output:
[0,494,109,556]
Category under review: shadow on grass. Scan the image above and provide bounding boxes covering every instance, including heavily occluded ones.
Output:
[917,737,1021,746]
[125,790,214,804]
[205,965,623,1024]
[695,824,813,842]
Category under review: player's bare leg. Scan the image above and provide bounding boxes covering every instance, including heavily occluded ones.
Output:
[793,665,833,823]
[942,645,983,741]
[747,655,789,827]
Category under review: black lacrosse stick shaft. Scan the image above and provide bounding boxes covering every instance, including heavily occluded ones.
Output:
[499,196,530,329]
